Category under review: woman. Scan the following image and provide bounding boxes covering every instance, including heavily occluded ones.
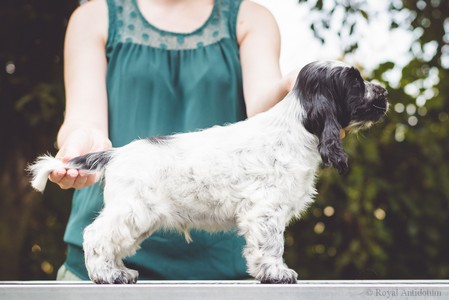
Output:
[52,0,296,280]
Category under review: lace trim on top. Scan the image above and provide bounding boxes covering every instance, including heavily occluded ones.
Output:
[108,0,238,50]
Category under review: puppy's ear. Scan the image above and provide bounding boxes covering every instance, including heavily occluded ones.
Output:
[302,94,349,175]
[319,118,348,175]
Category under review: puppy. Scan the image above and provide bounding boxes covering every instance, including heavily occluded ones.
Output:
[28,61,388,284]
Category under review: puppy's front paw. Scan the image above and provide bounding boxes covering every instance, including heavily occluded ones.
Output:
[261,276,297,284]
[91,267,139,284]
[259,266,298,284]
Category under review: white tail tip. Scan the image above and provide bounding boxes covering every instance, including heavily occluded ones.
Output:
[27,155,65,193]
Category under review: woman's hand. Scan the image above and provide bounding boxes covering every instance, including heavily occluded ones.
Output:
[49,128,112,190]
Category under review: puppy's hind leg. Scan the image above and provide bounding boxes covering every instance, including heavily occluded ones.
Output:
[237,208,298,284]
[83,189,161,284]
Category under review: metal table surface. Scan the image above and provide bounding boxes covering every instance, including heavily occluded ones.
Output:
[1,280,448,300]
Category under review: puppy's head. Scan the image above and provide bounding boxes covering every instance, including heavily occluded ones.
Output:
[293,60,389,174]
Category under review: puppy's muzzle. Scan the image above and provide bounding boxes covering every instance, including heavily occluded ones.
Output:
[366,82,389,113]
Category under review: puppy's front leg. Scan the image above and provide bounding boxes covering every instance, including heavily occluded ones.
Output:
[238,209,297,284]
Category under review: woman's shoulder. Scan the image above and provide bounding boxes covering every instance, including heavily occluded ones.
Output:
[71,0,108,19]
[68,0,108,40]
[236,1,279,44]
[238,1,276,21]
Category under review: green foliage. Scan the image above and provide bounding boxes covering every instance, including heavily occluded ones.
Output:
[0,0,78,280]
[285,0,449,279]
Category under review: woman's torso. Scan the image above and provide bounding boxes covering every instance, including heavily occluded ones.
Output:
[63,0,249,280]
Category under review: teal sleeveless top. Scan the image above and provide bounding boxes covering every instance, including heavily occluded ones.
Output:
[63,0,248,280]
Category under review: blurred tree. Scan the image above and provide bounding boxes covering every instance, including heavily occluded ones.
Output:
[285,0,449,279]
[0,0,78,280]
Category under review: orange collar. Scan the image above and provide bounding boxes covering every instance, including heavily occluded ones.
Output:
[340,129,346,140]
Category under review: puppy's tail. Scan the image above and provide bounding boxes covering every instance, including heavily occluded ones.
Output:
[27,150,114,193]
[27,155,65,192]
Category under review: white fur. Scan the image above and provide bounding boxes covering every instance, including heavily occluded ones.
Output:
[28,60,387,284]
[86,94,320,283]
[30,93,320,284]
[27,155,65,192]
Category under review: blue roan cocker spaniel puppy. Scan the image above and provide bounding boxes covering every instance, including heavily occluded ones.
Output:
[29,61,389,284]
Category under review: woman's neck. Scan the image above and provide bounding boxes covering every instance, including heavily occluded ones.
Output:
[136,0,214,33]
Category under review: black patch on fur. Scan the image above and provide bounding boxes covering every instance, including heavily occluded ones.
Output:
[68,150,113,171]
[146,135,172,145]
[292,62,364,174]
[291,61,388,175]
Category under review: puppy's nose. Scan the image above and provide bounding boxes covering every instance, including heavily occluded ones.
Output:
[374,85,388,102]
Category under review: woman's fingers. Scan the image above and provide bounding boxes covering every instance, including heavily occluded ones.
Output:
[57,169,79,190]
[49,168,98,190]
[49,168,67,184]
[82,174,98,188]
[50,138,110,190]
[72,173,89,190]
[70,172,98,190]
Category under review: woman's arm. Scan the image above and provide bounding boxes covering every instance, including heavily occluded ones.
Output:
[237,1,297,117]
[49,0,111,190]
